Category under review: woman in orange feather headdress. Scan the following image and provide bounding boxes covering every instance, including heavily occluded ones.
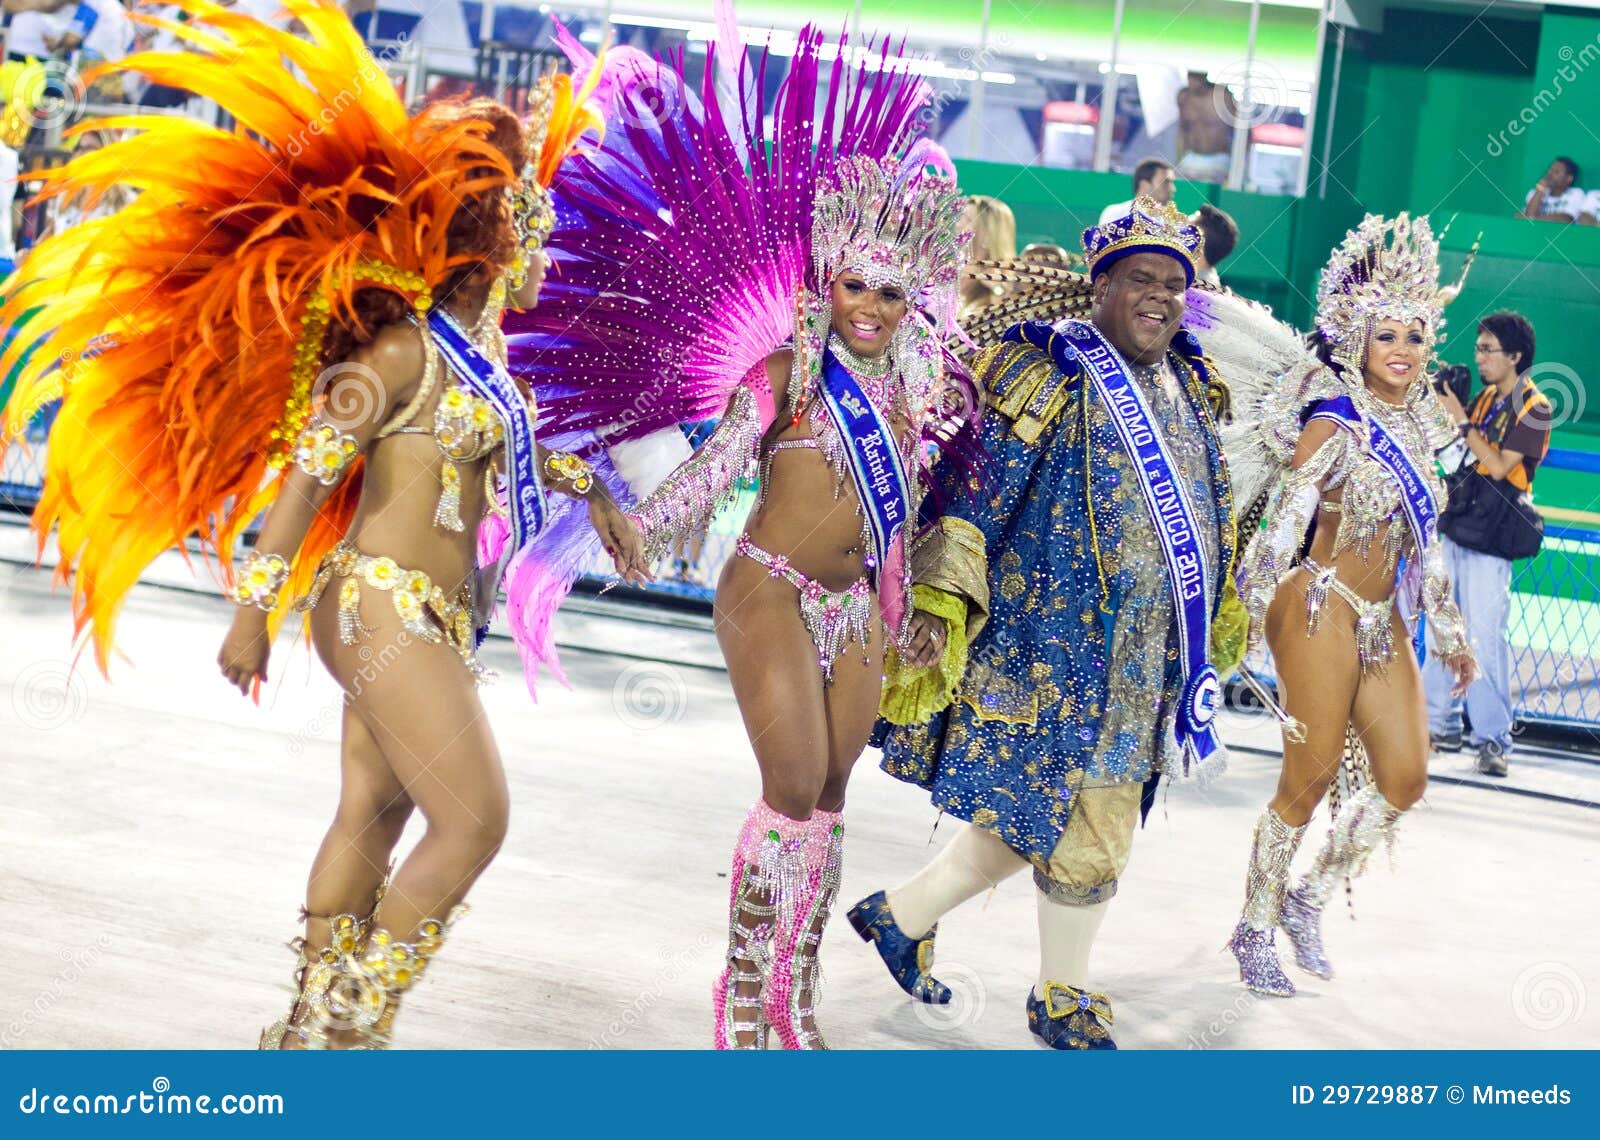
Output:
[0,0,644,1048]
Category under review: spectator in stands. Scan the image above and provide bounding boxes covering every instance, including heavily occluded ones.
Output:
[958,194,1016,317]
[3,0,128,65]
[130,3,190,108]
[1098,157,1175,225]
[4,0,74,64]
[0,117,17,279]
[1427,311,1553,776]
[1176,70,1235,184]
[1519,157,1585,222]
[1189,203,1238,287]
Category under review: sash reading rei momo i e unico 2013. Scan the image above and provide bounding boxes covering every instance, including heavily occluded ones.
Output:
[1307,395,1440,565]
[1056,320,1224,771]
[428,308,547,554]
[817,346,913,631]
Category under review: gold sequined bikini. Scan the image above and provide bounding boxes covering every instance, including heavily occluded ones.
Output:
[295,300,516,678]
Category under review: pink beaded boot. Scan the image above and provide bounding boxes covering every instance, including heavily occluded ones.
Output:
[763,807,843,1050]
[713,799,809,1050]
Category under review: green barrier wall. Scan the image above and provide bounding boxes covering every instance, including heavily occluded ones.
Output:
[957,1,1600,511]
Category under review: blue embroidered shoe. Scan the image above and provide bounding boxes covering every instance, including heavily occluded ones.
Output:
[1026,982,1117,1050]
[846,891,952,1005]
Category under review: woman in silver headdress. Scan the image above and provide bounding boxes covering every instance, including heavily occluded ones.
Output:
[1222,214,1477,996]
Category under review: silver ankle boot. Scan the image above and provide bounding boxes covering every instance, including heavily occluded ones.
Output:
[1226,808,1306,997]
[1281,784,1403,981]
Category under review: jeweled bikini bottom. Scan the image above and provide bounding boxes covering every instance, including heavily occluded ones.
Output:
[300,541,487,682]
[1300,557,1396,674]
[736,534,872,685]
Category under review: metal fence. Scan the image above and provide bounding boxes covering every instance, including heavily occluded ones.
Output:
[5,414,1598,731]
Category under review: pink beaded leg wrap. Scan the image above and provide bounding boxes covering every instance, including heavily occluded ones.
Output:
[735,535,872,684]
[714,799,809,1050]
[763,807,844,1050]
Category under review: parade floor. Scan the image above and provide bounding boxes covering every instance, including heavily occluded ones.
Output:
[2,551,1597,1051]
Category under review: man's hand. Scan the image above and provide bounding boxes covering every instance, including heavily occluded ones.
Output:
[1436,384,1467,427]
[901,609,947,669]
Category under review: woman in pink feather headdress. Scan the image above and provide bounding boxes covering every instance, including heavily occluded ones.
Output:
[498,13,975,1048]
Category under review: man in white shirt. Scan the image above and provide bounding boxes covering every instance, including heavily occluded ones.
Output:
[4,2,74,62]
[3,0,127,64]
[1098,157,1176,226]
[1520,156,1585,222]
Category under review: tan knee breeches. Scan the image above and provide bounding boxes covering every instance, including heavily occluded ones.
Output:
[1038,783,1143,905]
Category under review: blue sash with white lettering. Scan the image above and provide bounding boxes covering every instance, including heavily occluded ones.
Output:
[1056,321,1222,770]
[427,309,546,555]
[816,347,912,595]
[1306,395,1439,557]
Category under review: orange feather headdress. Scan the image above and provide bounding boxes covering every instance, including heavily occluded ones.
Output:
[0,0,597,671]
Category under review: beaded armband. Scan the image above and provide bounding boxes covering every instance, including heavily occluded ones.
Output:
[1420,539,1474,664]
[233,550,290,611]
[544,450,594,496]
[1236,432,1346,645]
[292,421,361,487]
[630,384,763,560]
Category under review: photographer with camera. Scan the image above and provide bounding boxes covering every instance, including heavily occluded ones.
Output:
[1427,312,1553,776]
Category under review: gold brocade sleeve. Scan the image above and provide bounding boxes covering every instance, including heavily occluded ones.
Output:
[877,514,992,723]
[909,515,990,640]
[879,583,971,724]
[1209,576,1249,679]
[979,340,1078,444]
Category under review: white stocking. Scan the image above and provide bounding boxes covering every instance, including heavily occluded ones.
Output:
[1035,891,1110,994]
[887,822,1028,939]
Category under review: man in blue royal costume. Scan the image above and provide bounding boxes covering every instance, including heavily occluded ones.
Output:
[849,198,1245,1050]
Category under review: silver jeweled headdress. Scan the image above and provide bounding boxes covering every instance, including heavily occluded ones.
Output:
[789,146,967,420]
[808,150,966,305]
[1315,212,1443,357]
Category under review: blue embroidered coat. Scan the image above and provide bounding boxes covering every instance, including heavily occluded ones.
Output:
[877,320,1236,867]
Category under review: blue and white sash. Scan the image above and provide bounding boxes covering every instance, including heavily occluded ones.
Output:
[1307,395,1439,557]
[427,309,546,555]
[1057,321,1222,770]
[816,348,913,589]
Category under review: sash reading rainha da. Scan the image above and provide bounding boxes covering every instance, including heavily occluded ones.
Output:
[1056,320,1224,772]
[428,308,547,555]
[817,346,913,632]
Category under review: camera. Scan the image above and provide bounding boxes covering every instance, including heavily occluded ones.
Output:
[1432,362,1472,406]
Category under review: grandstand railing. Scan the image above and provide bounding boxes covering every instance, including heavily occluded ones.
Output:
[3,413,1598,732]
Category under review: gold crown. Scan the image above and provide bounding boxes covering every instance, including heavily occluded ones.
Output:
[1081,196,1203,283]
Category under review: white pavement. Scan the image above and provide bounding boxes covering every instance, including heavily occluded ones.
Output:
[1,545,1597,1050]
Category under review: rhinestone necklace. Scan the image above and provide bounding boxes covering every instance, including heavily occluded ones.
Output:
[828,332,893,380]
